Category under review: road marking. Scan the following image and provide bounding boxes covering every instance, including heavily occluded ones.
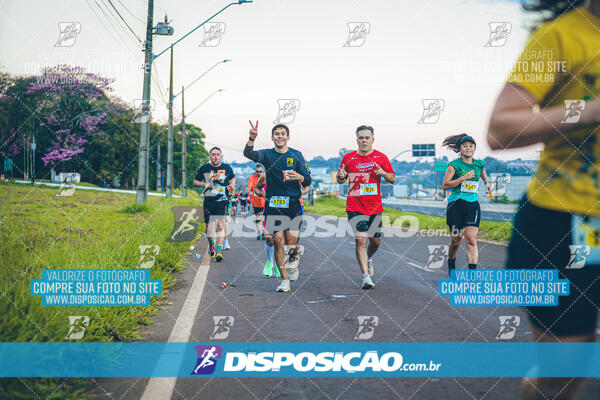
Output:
[140,248,211,400]
[406,261,436,273]
[379,249,436,273]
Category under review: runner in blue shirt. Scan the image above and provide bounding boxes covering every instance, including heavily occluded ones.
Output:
[244,121,311,292]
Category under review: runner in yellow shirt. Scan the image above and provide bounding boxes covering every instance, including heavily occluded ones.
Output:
[488,2,600,399]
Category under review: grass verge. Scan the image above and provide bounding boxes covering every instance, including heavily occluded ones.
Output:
[0,182,202,398]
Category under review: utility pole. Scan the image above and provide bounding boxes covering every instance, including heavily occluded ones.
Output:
[416,172,419,200]
[136,0,154,204]
[167,46,174,197]
[156,142,161,191]
[135,0,250,203]
[169,59,230,196]
[181,86,188,196]
[31,132,36,184]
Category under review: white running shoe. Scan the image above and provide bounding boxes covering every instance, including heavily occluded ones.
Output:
[361,275,375,290]
[367,259,374,277]
[223,240,231,250]
[276,279,291,292]
[286,254,300,281]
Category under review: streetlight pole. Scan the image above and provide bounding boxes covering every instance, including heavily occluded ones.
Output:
[167,59,230,197]
[167,46,174,197]
[136,0,252,204]
[184,89,224,119]
[156,142,161,191]
[31,132,36,184]
[179,88,224,197]
[136,0,154,204]
[181,86,187,197]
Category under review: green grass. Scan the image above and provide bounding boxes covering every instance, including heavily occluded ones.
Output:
[305,195,512,242]
[119,202,151,214]
[0,181,203,398]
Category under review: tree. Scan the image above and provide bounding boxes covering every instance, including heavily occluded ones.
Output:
[25,65,114,168]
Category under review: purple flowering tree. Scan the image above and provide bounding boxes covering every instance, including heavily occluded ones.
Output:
[25,65,114,167]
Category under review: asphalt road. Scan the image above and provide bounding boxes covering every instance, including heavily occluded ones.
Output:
[93,214,600,400]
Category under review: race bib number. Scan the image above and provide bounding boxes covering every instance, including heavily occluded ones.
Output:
[571,215,600,267]
[460,181,479,193]
[359,183,378,196]
[212,186,225,195]
[282,170,295,181]
[269,196,290,208]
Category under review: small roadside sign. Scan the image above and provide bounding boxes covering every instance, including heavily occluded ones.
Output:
[434,162,448,172]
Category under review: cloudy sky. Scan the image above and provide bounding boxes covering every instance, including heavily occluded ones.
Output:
[0,0,538,162]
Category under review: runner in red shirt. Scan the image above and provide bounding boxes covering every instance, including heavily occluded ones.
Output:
[337,125,395,289]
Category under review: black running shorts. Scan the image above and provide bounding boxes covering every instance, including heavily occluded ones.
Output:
[252,206,264,215]
[203,201,228,224]
[264,197,303,234]
[446,199,481,234]
[347,211,383,238]
[506,196,600,336]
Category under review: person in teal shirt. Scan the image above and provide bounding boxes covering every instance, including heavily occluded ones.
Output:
[442,134,491,276]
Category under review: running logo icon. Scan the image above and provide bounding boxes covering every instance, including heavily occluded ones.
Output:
[66,316,89,340]
[426,245,448,269]
[418,99,445,124]
[273,99,300,124]
[191,345,222,375]
[566,245,590,269]
[343,22,370,47]
[210,316,234,339]
[496,316,520,340]
[354,316,379,340]
[55,22,81,47]
[485,22,512,47]
[56,172,80,197]
[562,100,585,123]
[488,173,512,196]
[137,245,160,268]
[168,207,202,242]
[131,99,156,124]
[199,22,226,47]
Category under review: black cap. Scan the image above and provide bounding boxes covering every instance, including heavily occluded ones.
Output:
[459,135,476,146]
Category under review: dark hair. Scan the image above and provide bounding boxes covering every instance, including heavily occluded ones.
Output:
[355,125,374,137]
[209,146,222,154]
[442,133,475,153]
[271,124,289,136]
[523,0,584,27]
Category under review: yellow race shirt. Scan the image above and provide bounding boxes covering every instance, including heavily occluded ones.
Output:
[508,6,600,216]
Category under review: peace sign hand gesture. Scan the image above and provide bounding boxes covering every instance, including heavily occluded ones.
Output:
[248,120,259,140]
[373,162,384,176]
[337,163,348,181]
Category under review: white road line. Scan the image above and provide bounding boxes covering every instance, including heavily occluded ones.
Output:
[140,248,211,400]
[405,261,436,273]
[379,249,437,273]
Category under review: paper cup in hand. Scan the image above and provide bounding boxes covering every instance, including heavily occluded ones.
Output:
[283,170,294,181]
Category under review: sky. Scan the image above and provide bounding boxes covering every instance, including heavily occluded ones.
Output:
[0,0,539,163]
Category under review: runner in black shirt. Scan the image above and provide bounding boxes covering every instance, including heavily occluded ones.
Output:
[193,146,235,262]
[244,121,311,292]
[239,190,248,215]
